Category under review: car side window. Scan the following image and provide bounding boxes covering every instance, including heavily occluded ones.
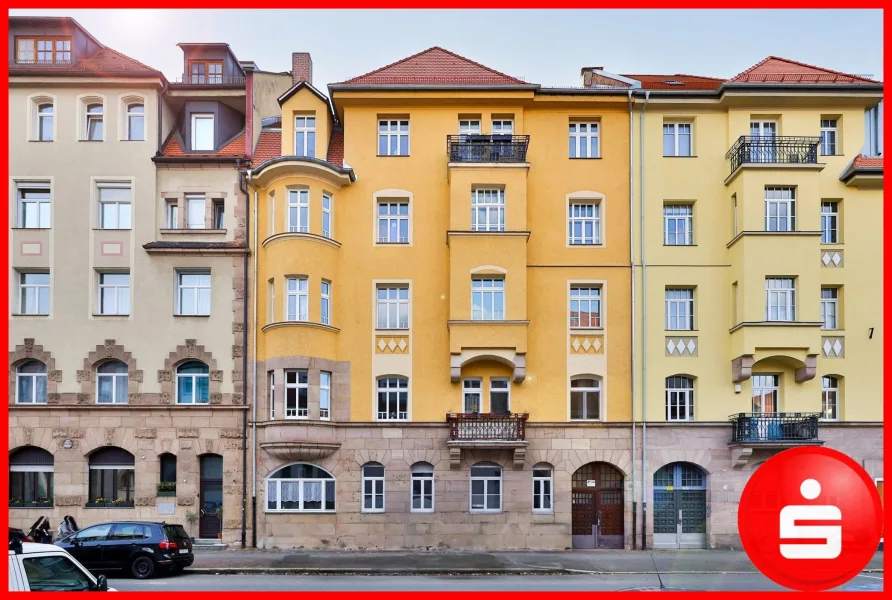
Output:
[110,524,148,540]
[74,524,113,542]
[22,556,93,591]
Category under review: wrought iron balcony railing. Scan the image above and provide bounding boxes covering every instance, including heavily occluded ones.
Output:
[173,75,246,85]
[447,134,530,163]
[725,136,820,176]
[447,412,528,442]
[729,412,821,444]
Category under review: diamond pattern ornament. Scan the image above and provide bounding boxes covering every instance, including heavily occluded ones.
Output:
[832,252,841,266]
[592,338,602,352]
[571,338,581,352]
[823,339,832,356]
[686,339,697,354]
[833,339,843,356]
[387,339,397,352]
[377,339,387,351]
[398,339,408,352]
[582,338,592,352]
[822,252,832,266]
[667,340,677,354]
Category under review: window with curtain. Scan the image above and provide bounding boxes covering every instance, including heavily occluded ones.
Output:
[16,360,47,404]
[532,464,553,513]
[266,463,335,512]
[176,361,209,404]
[96,360,128,404]
[361,463,385,513]
[410,462,434,513]
[9,446,54,507]
[470,462,502,512]
[88,447,135,505]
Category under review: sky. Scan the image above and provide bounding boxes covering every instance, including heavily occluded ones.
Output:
[8,9,884,89]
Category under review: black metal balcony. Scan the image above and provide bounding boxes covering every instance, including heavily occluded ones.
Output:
[726,136,820,176]
[729,412,821,444]
[446,412,529,442]
[172,75,246,86]
[447,134,530,163]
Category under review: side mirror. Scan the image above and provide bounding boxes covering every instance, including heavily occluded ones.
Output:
[95,574,108,592]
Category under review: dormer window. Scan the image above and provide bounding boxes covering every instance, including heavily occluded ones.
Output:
[189,60,223,84]
[294,115,316,158]
[191,114,215,151]
[16,37,71,64]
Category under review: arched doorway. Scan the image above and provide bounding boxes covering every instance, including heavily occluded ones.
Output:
[571,462,624,549]
[653,462,707,549]
[198,454,223,539]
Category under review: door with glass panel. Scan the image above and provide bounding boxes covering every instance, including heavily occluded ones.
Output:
[652,462,707,549]
[198,454,223,538]
[751,375,779,440]
[750,120,778,162]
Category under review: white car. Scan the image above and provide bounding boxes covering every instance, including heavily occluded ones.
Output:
[8,540,116,592]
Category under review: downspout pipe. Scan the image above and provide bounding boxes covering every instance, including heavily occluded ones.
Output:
[249,175,259,548]
[627,89,637,550]
[639,90,650,551]
[238,165,250,549]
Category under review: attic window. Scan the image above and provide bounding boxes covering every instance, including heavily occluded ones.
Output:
[663,80,686,86]
[16,37,71,64]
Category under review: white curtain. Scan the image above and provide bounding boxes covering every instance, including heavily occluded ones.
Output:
[267,480,277,503]
[303,481,322,502]
[281,481,300,503]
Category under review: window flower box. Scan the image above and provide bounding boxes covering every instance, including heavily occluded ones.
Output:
[8,499,54,509]
[157,482,177,497]
[86,498,134,508]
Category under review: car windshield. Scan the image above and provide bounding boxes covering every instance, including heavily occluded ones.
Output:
[23,555,94,591]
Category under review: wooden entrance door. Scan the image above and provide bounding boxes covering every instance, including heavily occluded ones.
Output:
[571,462,624,549]
[198,454,223,539]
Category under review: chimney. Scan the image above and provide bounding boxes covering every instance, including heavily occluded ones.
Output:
[579,66,604,87]
[292,52,313,86]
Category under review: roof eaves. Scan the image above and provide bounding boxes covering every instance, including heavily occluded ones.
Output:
[329,83,539,92]
[251,155,356,182]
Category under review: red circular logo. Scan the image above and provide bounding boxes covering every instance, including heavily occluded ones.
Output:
[738,446,883,591]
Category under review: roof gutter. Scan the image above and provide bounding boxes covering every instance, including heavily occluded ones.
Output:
[151,156,244,164]
[328,83,539,92]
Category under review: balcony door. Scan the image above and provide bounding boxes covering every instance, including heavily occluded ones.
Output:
[750,120,777,162]
[751,375,780,440]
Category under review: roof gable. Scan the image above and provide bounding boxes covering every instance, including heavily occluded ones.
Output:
[278,80,331,107]
[340,46,529,86]
[730,56,878,84]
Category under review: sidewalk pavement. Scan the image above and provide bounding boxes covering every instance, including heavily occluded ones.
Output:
[187,549,885,575]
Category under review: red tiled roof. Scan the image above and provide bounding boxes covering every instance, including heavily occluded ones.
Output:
[327,129,344,167]
[622,74,725,91]
[729,56,877,84]
[161,130,246,158]
[341,47,528,86]
[853,154,883,169]
[252,130,282,165]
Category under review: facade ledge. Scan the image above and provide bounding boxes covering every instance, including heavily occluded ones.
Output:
[249,156,355,188]
[446,230,531,243]
[726,230,822,248]
[447,162,530,169]
[262,231,341,249]
[447,319,530,326]
[729,320,823,334]
[160,228,227,235]
[724,161,825,185]
[261,321,340,334]
[259,441,341,462]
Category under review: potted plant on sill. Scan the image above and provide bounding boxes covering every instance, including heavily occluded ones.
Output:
[185,510,199,542]
[9,497,22,508]
[157,482,177,497]
[214,506,223,540]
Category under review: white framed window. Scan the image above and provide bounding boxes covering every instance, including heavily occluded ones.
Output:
[268,193,276,236]
[322,194,332,238]
[471,277,505,320]
[569,121,600,158]
[732,194,738,236]
[126,103,144,141]
[98,184,132,230]
[765,277,795,322]
[663,122,693,156]
[285,277,308,321]
[750,120,778,162]
[410,462,435,513]
[820,119,838,156]
[96,361,128,405]
[377,202,409,243]
[378,119,409,156]
[285,369,308,418]
[268,279,276,323]
[665,376,694,421]
[471,188,505,232]
[320,280,331,325]
[765,187,796,232]
[376,376,408,421]
[186,195,206,229]
[85,103,104,141]
[16,38,70,64]
[751,374,779,413]
[821,201,839,244]
[213,200,224,229]
[462,378,482,413]
[165,201,179,229]
[191,113,214,151]
[266,463,335,513]
[821,287,839,330]
[176,271,211,316]
[15,361,47,404]
[822,376,839,421]
[268,372,275,420]
[36,103,54,141]
[492,119,513,134]
[470,463,502,513]
[16,185,51,229]
[663,204,693,245]
[377,286,409,329]
[18,272,50,315]
[176,361,209,404]
[287,189,309,233]
[459,119,481,136]
[98,273,130,315]
[361,463,385,513]
[532,464,553,514]
[294,115,316,157]
[665,288,694,331]
[569,286,601,328]
[490,378,510,414]
[320,371,331,420]
[568,203,601,245]
[570,377,601,420]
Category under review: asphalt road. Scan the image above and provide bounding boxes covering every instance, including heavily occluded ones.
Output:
[109,573,884,592]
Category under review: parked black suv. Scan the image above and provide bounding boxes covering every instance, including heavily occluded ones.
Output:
[55,521,193,579]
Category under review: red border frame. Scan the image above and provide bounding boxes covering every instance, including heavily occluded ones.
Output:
[1,5,888,598]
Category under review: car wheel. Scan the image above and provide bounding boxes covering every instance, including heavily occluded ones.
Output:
[131,556,155,579]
